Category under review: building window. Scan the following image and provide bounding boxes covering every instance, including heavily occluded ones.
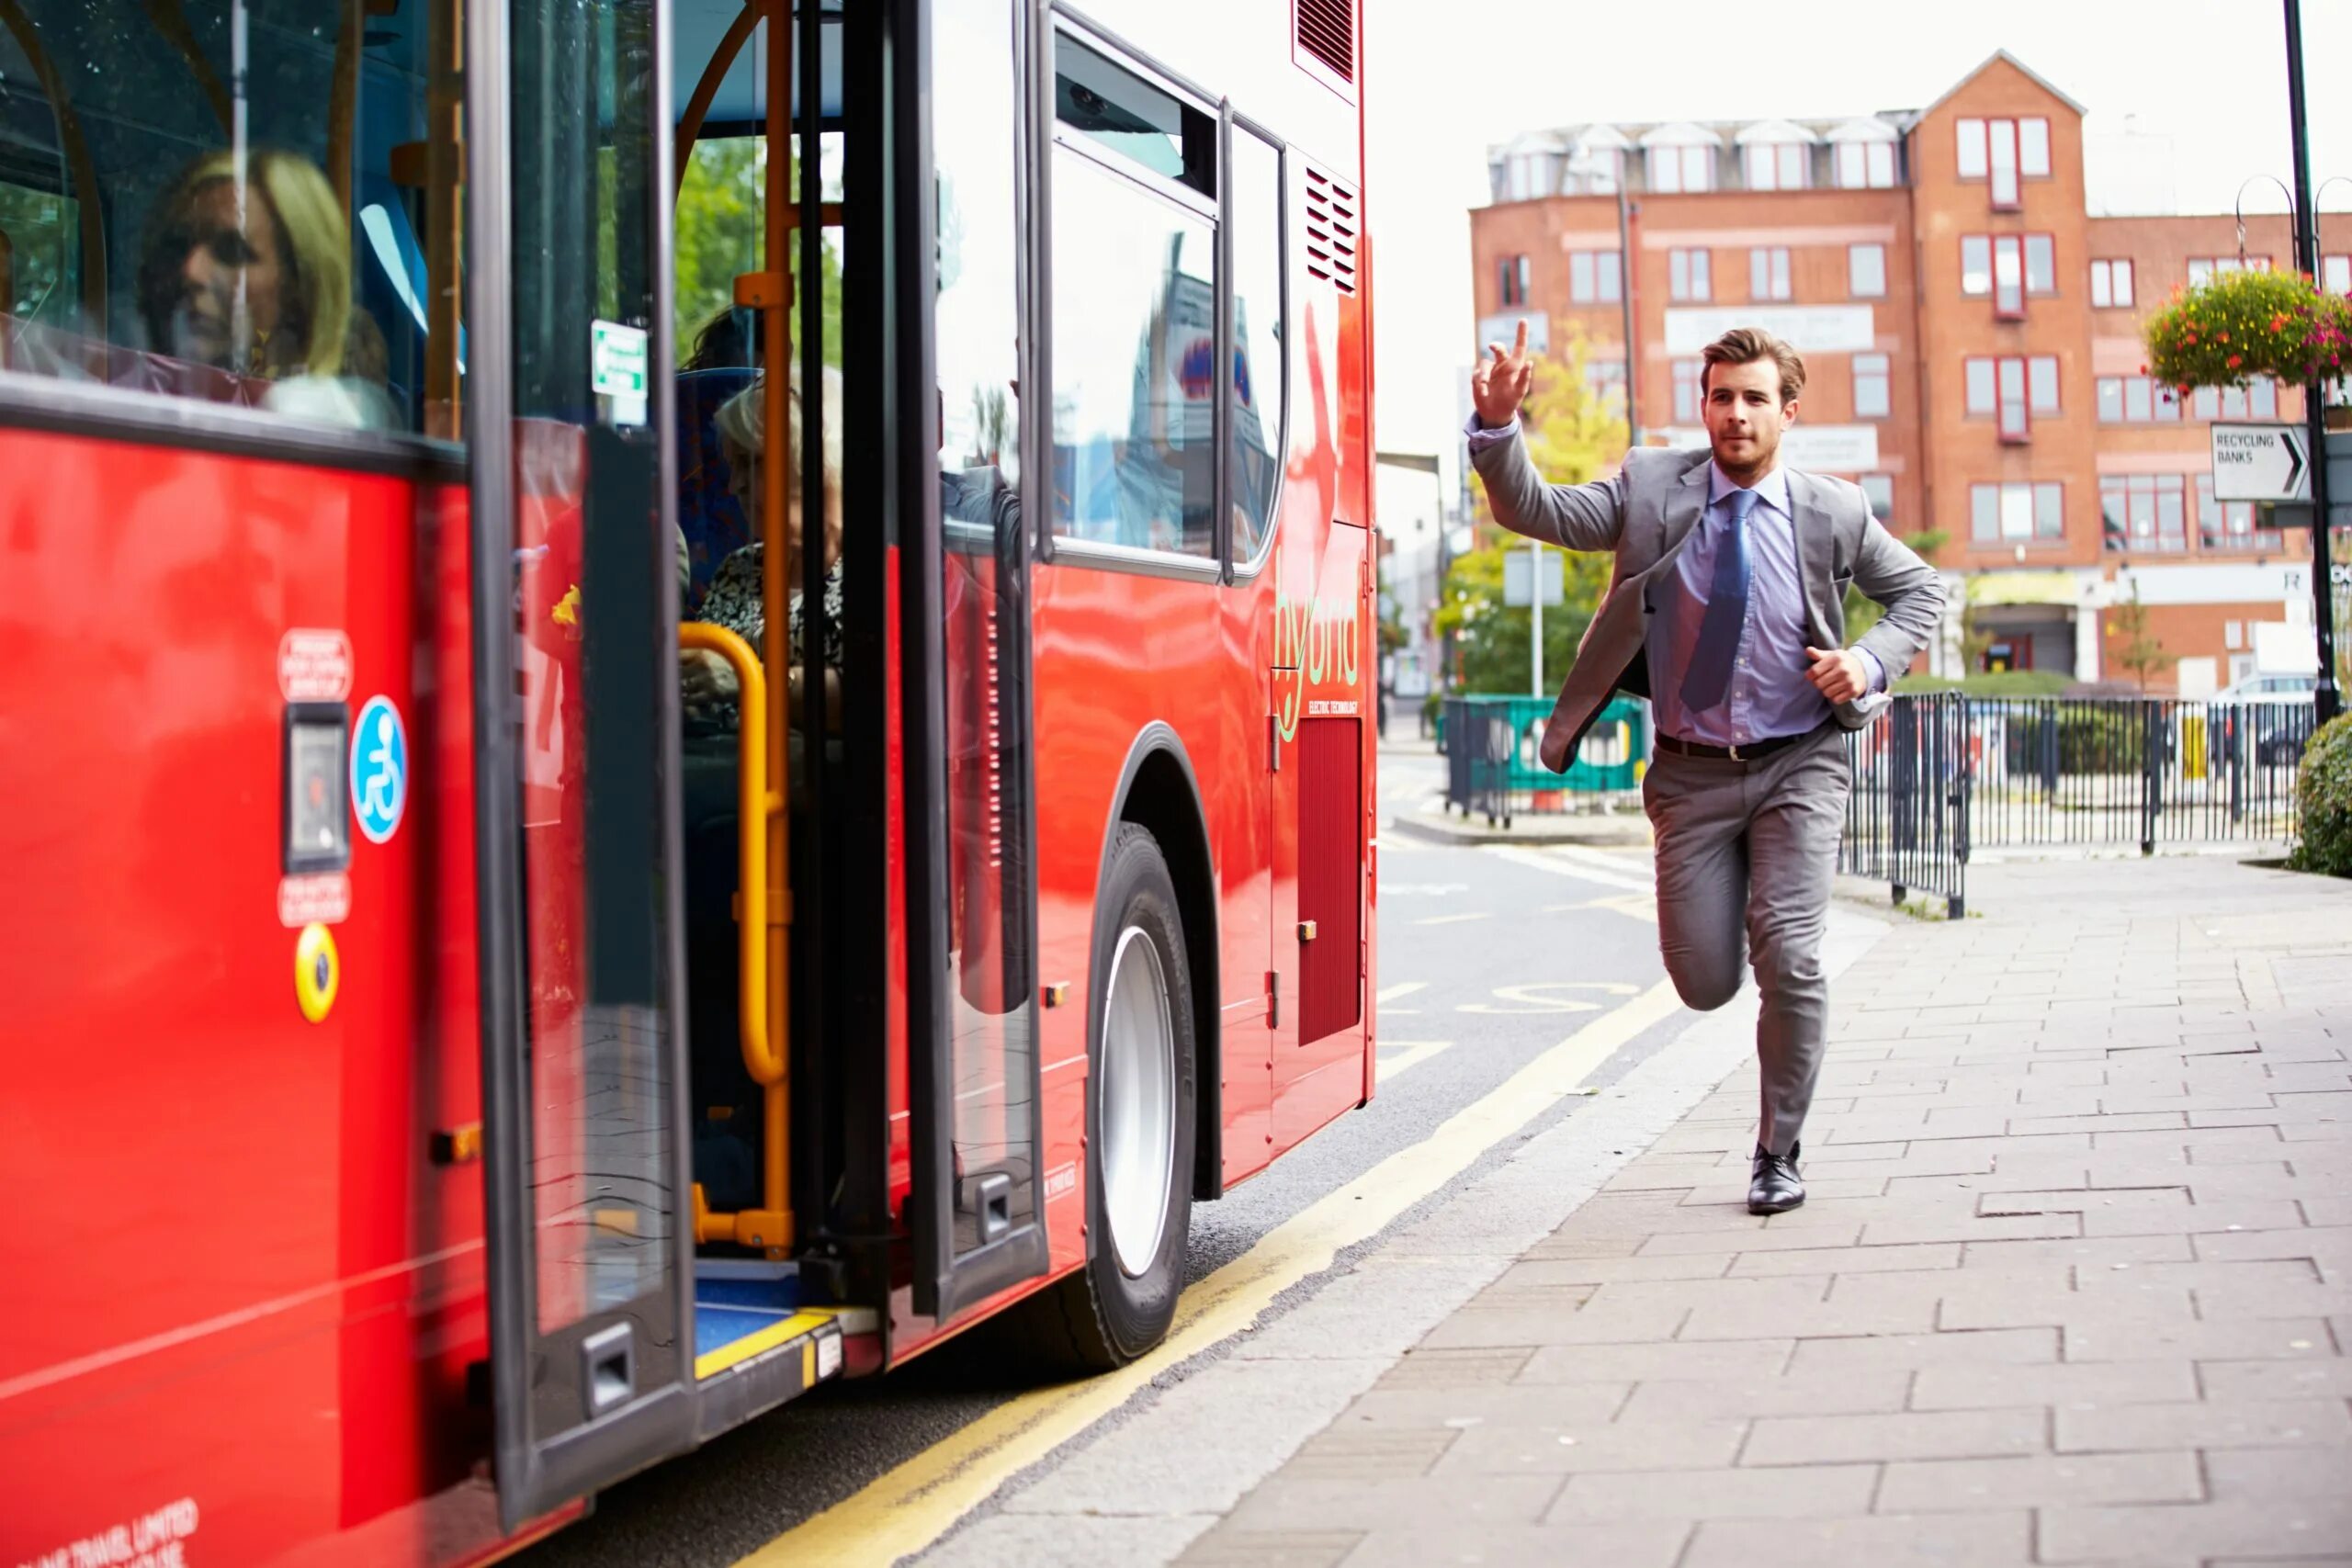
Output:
[2024,233,2056,295]
[1992,235,2025,319]
[1749,245,1792,301]
[1961,235,1992,296]
[1568,250,1622,304]
[1853,353,1891,419]
[1973,480,2064,542]
[1860,473,1894,522]
[2028,355,2060,414]
[1647,143,1714,193]
[2100,475,2188,553]
[2020,118,2052,178]
[1965,357,1996,415]
[1585,357,1628,410]
[2197,475,2281,552]
[1849,243,1886,299]
[2096,375,2182,423]
[2188,255,2270,286]
[2225,619,2245,649]
[2193,380,2279,421]
[1569,148,1623,195]
[2326,254,2351,295]
[1672,357,1702,423]
[1958,117,2047,207]
[1835,140,1896,189]
[1979,355,2063,418]
[1997,356,2030,441]
[1745,141,1809,191]
[1498,254,1530,307]
[1957,118,1988,178]
[1669,247,1712,302]
[2090,257,2135,309]
[1988,118,2020,208]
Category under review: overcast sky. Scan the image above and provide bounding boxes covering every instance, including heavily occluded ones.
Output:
[1363,0,2352,528]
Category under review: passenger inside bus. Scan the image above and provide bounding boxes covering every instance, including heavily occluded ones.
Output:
[678,365,844,736]
[0,0,456,438]
[677,362,845,1217]
[135,148,397,430]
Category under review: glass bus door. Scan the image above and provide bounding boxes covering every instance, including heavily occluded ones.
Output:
[471,0,697,1529]
[903,0,1050,1321]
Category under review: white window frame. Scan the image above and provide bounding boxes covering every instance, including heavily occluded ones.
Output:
[2027,355,2060,415]
[2023,233,2056,296]
[1957,118,1987,179]
[1853,353,1891,419]
[1669,247,1711,303]
[1749,245,1792,301]
[2090,257,2134,309]
[1834,140,1895,189]
[1961,234,1992,297]
[1671,357,1702,423]
[1849,243,1886,299]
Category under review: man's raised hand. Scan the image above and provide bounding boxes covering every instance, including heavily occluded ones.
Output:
[1470,319,1533,430]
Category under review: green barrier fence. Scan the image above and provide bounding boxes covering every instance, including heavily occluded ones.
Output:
[1442,694,1652,825]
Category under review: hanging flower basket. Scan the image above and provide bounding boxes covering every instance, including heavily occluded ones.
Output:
[2142,267,2352,392]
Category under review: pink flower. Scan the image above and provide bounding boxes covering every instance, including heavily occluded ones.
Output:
[2227,354,2244,369]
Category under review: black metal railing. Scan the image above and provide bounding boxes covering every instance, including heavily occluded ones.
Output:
[1843,694,2309,916]
[1842,693,1973,918]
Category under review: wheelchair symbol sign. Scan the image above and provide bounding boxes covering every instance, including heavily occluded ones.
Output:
[351,695,409,844]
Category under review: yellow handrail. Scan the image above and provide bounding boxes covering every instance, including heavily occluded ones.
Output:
[679,623,779,1084]
[680,622,792,1257]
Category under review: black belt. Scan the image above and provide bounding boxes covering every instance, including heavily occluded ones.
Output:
[1655,724,1825,763]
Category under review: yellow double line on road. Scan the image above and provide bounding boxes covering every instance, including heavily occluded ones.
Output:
[741,977,1684,1567]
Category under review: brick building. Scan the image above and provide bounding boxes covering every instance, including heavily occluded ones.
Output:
[1471,51,2352,694]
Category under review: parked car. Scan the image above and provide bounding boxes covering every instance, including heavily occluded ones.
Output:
[2211,673,2316,767]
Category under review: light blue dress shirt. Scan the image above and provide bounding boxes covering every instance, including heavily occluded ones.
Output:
[1465,416,1883,746]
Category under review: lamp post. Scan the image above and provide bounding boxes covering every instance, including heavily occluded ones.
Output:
[2285,0,2341,724]
[1567,147,1641,449]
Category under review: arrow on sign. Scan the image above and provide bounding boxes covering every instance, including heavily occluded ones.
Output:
[2283,430,2307,498]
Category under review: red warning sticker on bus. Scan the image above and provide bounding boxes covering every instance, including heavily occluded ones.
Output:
[278,873,352,928]
[278,629,354,702]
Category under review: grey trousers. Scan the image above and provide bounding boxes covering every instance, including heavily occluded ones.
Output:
[1643,725,1852,1157]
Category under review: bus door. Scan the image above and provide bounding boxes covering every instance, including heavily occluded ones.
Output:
[470,0,697,1529]
[902,0,1050,1323]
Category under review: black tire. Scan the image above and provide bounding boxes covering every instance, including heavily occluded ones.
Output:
[1004,823,1197,1371]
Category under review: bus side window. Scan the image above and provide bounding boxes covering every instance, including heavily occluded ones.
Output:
[1227,125,1284,564]
[0,1,457,441]
[1046,36,1217,560]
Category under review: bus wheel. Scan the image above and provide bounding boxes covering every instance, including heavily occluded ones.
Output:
[1012,824,1196,1371]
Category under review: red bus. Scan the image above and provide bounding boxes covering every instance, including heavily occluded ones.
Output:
[0,0,1375,1560]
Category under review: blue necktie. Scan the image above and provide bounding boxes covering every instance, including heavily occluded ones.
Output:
[1681,487,1758,714]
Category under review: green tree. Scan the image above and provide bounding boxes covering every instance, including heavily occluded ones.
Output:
[2106,582,2167,693]
[1440,337,1623,694]
[673,138,842,367]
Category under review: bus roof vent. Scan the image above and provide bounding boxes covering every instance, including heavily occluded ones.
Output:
[1294,0,1354,86]
[1303,168,1359,296]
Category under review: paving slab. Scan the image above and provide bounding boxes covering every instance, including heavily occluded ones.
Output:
[939,854,2352,1568]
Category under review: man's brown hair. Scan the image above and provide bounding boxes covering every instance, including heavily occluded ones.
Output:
[1700,327,1806,403]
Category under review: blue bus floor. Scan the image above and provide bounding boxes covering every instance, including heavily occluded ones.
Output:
[694,1259,801,1363]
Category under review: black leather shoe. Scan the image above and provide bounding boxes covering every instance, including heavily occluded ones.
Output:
[1748,1142,1804,1214]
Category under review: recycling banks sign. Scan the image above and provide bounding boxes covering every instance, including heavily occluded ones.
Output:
[2211,422,2311,502]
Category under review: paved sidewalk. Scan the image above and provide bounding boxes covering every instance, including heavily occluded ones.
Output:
[1179,855,2352,1568]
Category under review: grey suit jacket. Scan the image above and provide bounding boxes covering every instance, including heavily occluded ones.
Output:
[1471,435,1947,773]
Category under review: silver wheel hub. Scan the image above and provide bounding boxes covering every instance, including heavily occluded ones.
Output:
[1101,924,1176,1278]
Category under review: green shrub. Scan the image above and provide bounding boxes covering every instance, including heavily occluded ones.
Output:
[2291,715,2352,876]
